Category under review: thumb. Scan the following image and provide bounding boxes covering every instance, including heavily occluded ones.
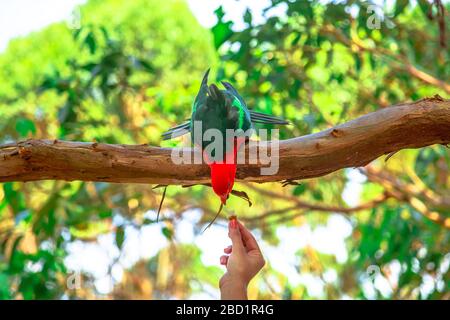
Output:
[228,219,245,254]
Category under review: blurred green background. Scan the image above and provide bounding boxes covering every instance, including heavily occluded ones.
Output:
[0,0,449,299]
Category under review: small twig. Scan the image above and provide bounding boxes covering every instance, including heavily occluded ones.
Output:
[385,150,399,162]
[202,203,224,233]
[156,186,167,222]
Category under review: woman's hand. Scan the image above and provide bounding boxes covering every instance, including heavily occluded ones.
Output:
[219,218,265,300]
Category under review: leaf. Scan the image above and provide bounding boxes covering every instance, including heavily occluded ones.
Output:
[84,31,97,54]
[244,8,252,26]
[115,226,125,249]
[3,182,26,213]
[143,218,155,225]
[99,26,110,41]
[291,33,301,45]
[135,58,154,73]
[293,184,306,196]
[354,53,362,72]
[417,0,431,18]
[288,0,314,19]
[99,210,112,219]
[33,193,59,236]
[395,0,409,17]
[73,25,85,40]
[8,235,25,273]
[211,6,234,49]
[0,273,11,299]
[15,118,36,137]
[312,190,323,201]
[161,226,173,240]
[324,3,348,22]
[211,22,233,49]
[214,6,226,20]
[40,76,57,91]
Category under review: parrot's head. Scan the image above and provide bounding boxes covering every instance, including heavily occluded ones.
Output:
[220,194,228,205]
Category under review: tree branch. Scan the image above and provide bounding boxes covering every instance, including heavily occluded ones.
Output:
[362,166,450,229]
[0,96,449,185]
[321,25,450,94]
[243,183,390,219]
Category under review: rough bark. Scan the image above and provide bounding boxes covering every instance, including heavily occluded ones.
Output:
[0,96,449,185]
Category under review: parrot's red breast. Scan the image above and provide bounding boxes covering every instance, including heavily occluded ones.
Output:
[205,137,245,205]
[209,161,236,205]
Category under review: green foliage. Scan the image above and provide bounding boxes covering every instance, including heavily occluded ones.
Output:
[0,0,448,300]
[0,0,217,299]
[211,6,234,49]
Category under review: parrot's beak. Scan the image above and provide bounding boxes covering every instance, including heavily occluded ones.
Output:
[220,195,228,205]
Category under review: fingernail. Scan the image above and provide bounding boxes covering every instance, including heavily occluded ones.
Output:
[230,219,237,229]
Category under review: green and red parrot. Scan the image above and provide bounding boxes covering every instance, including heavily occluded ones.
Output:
[162,69,288,213]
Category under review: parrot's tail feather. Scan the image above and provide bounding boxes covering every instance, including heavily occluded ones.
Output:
[221,81,240,96]
[201,68,210,86]
[161,128,190,140]
[250,110,287,121]
[162,129,189,137]
[207,83,224,103]
[162,122,190,136]
[252,118,289,125]
[202,203,224,233]
[250,111,290,125]
[166,121,190,132]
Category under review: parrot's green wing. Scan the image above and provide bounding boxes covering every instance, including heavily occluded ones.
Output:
[161,68,289,141]
[161,109,289,140]
[221,81,289,125]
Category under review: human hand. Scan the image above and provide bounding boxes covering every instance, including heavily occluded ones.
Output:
[219,218,265,300]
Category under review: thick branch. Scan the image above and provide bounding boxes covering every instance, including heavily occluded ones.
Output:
[0,96,449,185]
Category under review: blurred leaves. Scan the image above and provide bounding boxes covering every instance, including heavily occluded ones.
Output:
[211,6,234,49]
[115,226,125,249]
[0,0,448,300]
[0,0,217,299]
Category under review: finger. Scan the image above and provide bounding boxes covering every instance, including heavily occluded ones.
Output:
[220,255,229,266]
[224,245,232,254]
[228,219,245,255]
[237,221,261,252]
